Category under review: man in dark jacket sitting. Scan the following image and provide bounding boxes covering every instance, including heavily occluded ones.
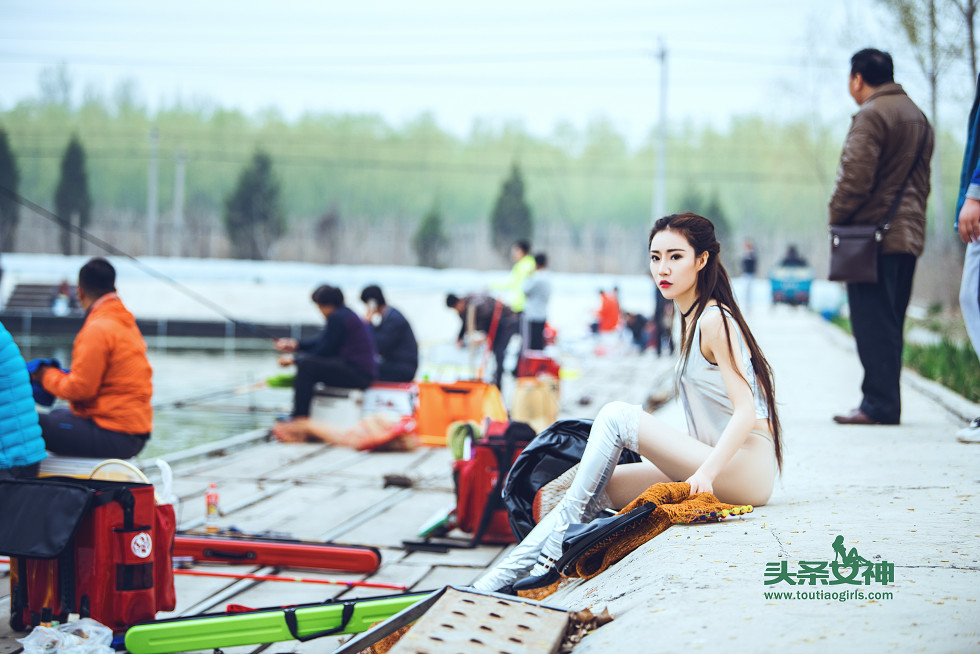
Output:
[275,285,376,418]
[360,285,418,382]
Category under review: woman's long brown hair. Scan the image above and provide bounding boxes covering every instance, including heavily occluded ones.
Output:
[650,212,783,471]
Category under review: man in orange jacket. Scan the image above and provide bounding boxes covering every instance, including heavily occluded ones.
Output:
[31,257,153,459]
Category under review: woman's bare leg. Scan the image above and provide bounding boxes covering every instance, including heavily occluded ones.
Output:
[606,461,673,510]
[471,403,776,592]
[626,412,776,506]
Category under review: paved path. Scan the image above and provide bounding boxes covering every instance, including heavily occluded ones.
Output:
[547,306,980,653]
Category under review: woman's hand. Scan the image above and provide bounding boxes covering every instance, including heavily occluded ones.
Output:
[277,354,295,367]
[685,470,714,497]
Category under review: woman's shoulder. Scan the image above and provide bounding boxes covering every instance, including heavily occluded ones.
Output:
[698,304,742,342]
[697,302,726,325]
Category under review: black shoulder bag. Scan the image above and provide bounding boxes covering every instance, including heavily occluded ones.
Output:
[829,129,928,284]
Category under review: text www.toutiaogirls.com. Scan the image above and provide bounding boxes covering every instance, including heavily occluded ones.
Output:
[764,590,894,602]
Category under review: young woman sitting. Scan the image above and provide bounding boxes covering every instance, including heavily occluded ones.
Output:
[471,212,783,593]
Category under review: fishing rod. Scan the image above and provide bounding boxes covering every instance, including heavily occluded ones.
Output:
[0,184,280,340]
[153,379,270,410]
[0,556,405,590]
[171,567,407,591]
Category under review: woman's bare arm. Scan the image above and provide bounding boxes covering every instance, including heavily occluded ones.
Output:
[685,309,757,495]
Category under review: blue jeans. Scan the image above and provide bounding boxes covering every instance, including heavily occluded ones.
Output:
[960,240,980,362]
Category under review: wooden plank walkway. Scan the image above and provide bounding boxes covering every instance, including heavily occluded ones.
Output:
[0,343,675,653]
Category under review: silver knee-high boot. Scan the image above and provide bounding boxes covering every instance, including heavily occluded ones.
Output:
[470,401,640,592]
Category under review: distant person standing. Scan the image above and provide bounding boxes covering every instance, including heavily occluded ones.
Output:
[740,238,758,308]
[829,48,933,426]
[492,240,536,315]
[522,253,551,351]
[955,73,980,442]
[360,284,418,383]
[275,285,377,419]
[490,240,535,366]
[592,289,620,334]
[31,258,153,459]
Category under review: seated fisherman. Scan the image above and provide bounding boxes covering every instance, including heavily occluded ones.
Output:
[360,285,419,382]
[31,257,153,459]
[275,285,377,419]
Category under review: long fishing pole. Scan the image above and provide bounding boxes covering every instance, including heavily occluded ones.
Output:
[172,567,407,591]
[153,379,269,410]
[0,556,405,590]
[0,185,281,340]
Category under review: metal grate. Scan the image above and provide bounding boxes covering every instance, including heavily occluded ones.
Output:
[389,587,569,654]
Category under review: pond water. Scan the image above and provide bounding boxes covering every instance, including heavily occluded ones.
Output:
[23,337,287,459]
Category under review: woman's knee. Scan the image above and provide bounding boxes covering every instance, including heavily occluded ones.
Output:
[594,401,640,450]
[596,401,635,424]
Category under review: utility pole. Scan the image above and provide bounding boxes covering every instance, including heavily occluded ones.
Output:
[172,149,186,257]
[147,127,159,256]
[653,38,668,223]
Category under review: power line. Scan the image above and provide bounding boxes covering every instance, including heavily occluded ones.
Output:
[0,184,280,339]
[0,43,834,74]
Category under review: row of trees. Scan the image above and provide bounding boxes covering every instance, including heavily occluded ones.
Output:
[0,131,91,255]
[0,128,534,265]
[2,0,978,269]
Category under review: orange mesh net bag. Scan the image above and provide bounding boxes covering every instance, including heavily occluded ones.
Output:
[565,482,753,581]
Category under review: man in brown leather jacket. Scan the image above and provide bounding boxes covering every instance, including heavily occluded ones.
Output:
[829,49,934,426]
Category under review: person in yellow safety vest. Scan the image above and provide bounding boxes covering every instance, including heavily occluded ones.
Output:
[491,240,536,314]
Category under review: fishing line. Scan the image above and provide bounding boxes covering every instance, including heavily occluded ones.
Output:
[0,184,280,340]
[153,379,270,410]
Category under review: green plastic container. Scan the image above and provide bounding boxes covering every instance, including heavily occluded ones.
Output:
[124,591,431,654]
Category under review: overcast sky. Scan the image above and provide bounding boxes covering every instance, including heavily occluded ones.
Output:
[0,1,974,144]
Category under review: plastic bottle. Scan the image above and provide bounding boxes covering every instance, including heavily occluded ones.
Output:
[205,483,220,533]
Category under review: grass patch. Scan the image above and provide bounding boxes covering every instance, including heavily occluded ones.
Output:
[827,315,979,401]
[903,339,980,403]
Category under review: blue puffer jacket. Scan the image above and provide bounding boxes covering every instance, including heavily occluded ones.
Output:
[0,324,45,470]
